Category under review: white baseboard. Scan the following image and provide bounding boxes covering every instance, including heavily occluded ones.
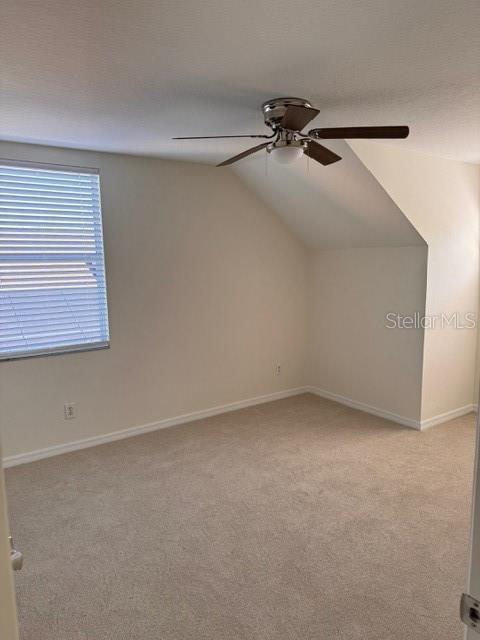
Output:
[308,386,477,431]
[306,386,421,429]
[420,404,477,430]
[2,387,308,468]
[4,386,475,468]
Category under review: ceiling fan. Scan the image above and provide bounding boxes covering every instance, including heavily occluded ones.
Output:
[173,97,409,167]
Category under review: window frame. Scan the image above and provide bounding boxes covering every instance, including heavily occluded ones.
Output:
[0,158,110,361]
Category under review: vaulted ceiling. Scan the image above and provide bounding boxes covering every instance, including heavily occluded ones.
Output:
[1,0,477,249]
[1,0,479,163]
[233,141,424,248]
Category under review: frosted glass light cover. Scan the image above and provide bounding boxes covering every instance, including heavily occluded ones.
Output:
[271,145,304,164]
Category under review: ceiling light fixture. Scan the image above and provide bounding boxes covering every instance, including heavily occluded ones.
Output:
[267,139,304,164]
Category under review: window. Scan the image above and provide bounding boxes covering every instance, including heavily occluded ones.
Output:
[0,160,110,360]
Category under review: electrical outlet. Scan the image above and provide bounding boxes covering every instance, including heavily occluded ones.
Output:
[275,364,281,376]
[64,403,76,420]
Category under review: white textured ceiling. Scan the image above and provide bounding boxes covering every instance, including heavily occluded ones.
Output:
[234,141,424,248]
[1,0,479,163]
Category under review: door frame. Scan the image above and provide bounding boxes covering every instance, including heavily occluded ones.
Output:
[0,438,19,640]
[466,403,480,638]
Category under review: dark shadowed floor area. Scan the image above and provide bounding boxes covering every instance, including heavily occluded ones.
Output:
[5,394,475,639]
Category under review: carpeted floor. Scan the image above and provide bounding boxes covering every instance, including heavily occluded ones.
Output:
[5,393,476,640]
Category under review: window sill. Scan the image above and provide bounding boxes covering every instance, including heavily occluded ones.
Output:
[0,342,110,362]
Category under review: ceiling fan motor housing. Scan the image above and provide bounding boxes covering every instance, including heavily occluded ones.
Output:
[267,137,305,153]
[262,97,313,129]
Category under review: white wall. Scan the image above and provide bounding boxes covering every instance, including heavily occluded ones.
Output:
[0,142,309,458]
[309,247,427,422]
[1,140,478,461]
[351,142,480,421]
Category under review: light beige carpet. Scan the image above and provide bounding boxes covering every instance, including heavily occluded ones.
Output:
[5,393,475,640]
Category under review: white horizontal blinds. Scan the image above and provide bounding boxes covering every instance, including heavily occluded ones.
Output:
[0,161,110,360]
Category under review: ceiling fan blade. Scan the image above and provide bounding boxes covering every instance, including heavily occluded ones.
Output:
[304,141,342,166]
[173,134,273,140]
[281,105,320,131]
[309,126,409,139]
[217,142,271,167]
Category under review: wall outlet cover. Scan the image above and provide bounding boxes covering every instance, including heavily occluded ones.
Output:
[64,403,76,420]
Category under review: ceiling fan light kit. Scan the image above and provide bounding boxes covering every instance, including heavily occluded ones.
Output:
[173,97,409,168]
[266,129,305,164]
[268,140,305,164]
